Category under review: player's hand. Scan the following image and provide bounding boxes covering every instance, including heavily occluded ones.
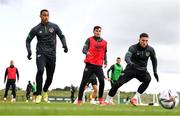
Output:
[104,64,107,68]
[130,63,136,69]
[154,72,159,82]
[87,52,90,55]
[63,46,68,53]
[27,52,32,60]
[108,78,110,81]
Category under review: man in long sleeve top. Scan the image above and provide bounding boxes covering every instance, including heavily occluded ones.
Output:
[26,9,68,103]
[107,57,123,87]
[104,33,159,106]
[4,60,19,102]
[77,26,107,105]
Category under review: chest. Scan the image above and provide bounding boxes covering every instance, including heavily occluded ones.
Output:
[36,26,55,38]
[133,50,151,59]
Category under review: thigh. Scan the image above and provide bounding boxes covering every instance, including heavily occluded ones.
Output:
[90,74,97,86]
[81,64,94,84]
[116,69,134,85]
[94,67,104,81]
[36,54,46,70]
[135,71,151,82]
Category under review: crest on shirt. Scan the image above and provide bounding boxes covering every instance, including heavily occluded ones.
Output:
[49,28,54,33]
[146,52,150,57]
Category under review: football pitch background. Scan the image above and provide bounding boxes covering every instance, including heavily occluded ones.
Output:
[0,102,180,116]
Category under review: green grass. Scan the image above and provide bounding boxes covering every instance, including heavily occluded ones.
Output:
[0,102,180,115]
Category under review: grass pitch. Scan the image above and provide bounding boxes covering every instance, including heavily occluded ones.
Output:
[0,102,180,116]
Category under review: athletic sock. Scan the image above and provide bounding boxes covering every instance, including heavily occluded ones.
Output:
[105,95,112,103]
[133,92,141,99]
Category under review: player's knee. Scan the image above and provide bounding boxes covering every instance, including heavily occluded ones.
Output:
[37,69,44,75]
[145,77,151,84]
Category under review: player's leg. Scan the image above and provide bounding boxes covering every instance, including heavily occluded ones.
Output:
[105,70,133,104]
[77,64,93,104]
[35,54,46,103]
[4,80,11,101]
[94,67,105,104]
[131,71,151,106]
[11,80,16,102]
[43,57,56,102]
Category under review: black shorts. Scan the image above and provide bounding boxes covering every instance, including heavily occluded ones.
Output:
[87,74,97,86]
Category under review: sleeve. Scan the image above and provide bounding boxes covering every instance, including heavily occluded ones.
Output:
[55,24,67,48]
[104,44,107,65]
[107,65,114,78]
[26,28,36,54]
[150,48,157,73]
[82,39,90,55]
[4,68,8,83]
[125,46,135,64]
[16,68,19,81]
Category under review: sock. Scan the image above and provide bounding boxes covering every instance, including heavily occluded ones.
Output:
[133,92,141,99]
[105,95,112,103]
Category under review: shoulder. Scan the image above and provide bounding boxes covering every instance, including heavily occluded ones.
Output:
[31,23,42,32]
[48,22,59,28]
[146,45,155,52]
[128,44,137,51]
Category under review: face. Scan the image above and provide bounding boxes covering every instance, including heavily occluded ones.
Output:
[139,37,148,48]
[116,58,121,64]
[93,28,101,37]
[40,11,49,23]
[10,60,14,66]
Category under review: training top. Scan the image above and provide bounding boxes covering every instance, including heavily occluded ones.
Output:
[83,36,107,66]
[26,22,67,56]
[4,65,19,81]
[107,63,123,81]
[125,43,157,73]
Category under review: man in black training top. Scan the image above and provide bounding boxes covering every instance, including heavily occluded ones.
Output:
[104,33,159,106]
[26,9,68,103]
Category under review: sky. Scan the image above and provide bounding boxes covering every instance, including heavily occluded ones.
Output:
[0,0,179,93]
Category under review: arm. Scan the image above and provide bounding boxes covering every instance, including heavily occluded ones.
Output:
[82,39,90,55]
[4,68,8,83]
[55,25,68,52]
[16,68,19,81]
[150,48,157,73]
[150,48,159,82]
[26,28,36,59]
[125,46,135,65]
[107,65,114,78]
[104,45,107,66]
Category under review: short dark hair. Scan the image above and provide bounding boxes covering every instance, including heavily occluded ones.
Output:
[140,33,149,38]
[117,57,121,59]
[93,26,101,31]
[40,9,48,15]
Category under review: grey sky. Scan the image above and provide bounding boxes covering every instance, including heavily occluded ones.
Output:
[0,0,179,92]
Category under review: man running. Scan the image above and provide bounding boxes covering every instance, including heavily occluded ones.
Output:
[26,9,68,103]
[77,26,107,105]
[105,33,159,106]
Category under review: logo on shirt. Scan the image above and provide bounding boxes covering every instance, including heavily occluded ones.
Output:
[84,68,88,72]
[146,52,150,57]
[49,28,54,33]
[37,54,41,58]
[39,30,42,34]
